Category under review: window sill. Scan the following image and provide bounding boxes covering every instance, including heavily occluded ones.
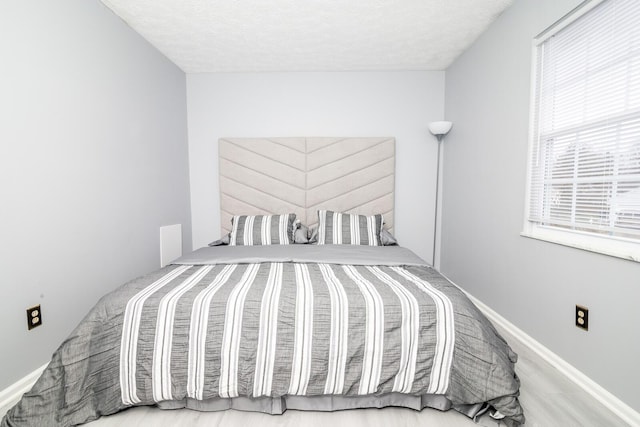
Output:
[520,226,640,263]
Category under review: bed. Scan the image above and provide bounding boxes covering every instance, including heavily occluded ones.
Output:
[1,137,524,427]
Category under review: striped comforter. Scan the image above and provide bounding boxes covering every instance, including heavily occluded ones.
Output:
[2,245,524,427]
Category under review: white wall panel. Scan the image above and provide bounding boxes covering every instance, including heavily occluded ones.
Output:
[0,0,191,391]
[442,0,640,412]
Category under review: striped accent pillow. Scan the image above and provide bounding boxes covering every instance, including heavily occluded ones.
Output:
[317,210,383,246]
[229,214,296,246]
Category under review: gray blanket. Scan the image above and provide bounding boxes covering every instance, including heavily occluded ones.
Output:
[2,245,524,426]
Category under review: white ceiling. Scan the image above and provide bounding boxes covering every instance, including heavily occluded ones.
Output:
[100,0,514,73]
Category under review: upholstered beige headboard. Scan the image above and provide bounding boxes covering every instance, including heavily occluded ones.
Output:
[219,137,395,235]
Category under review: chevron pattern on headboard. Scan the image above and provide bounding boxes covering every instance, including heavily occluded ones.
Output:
[219,137,395,235]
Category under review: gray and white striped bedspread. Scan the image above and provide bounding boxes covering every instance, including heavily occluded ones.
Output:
[2,246,524,427]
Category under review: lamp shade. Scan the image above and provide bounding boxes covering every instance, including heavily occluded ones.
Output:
[428,121,453,136]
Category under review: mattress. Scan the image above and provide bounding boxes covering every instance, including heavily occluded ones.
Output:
[1,245,524,426]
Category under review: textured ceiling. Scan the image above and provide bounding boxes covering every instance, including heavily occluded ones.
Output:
[100,0,513,73]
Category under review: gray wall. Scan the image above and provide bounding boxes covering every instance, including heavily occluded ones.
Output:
[187,71,445,262]
[442,0,640,412]
[0,1,191,390]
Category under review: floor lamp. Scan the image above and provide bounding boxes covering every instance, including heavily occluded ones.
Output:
[428,121,453,269]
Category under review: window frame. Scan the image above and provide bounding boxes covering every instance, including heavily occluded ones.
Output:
[522,0,640,263]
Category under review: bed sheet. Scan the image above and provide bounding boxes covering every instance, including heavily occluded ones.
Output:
[1,245,523,426]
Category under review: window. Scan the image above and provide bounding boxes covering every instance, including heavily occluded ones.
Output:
[524,0,640,261]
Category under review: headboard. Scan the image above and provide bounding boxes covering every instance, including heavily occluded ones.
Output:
[219,137,395,235]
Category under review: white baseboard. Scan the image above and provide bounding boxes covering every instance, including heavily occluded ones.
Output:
[0,363,47,417]
[463,289,640,427]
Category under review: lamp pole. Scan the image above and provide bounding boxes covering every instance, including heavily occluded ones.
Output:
[432,135,443,268]
[428,121,452,270]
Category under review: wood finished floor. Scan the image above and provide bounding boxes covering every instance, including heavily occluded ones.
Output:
[84,323,632,427]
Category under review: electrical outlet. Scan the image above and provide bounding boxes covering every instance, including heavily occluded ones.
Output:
[575,305,588,331]
[26,305,42,330]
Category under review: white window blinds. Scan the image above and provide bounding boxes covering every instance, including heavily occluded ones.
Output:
[528,0,640,241]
